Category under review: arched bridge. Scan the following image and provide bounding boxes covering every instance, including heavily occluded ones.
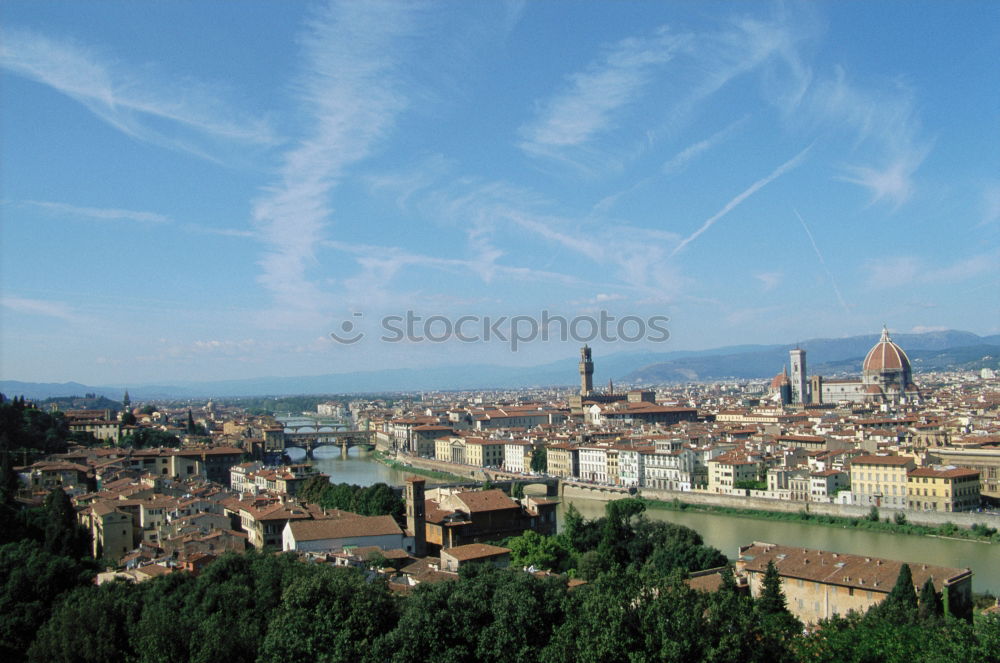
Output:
[283,429,375,457]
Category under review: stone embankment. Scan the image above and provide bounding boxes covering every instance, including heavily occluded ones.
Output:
[562,482,998,529]
[381,454,997,530]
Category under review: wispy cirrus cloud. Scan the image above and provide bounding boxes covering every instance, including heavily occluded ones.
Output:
[1,296,79,322]
[519,26,684,160]
[251,1,418,322]
[663,116,748,175]
[807,68,930,208]
[0,27,277,159]
[866,250,1000,289]
[670,144,812,258]
[24,200,170,225]
[979,182,1000,226]
[794,208,849,312]
[754,272,782,292]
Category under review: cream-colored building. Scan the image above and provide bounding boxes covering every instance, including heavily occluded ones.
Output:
[81,502,134,562]
[546,443,578,479]
[434,436,504,468]
[737,542,973,624]
[849,454,915,509]
[707,454,759,493]
[907,466,980,512]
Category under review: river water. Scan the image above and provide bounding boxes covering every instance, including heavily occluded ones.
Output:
[290,448,1000,594]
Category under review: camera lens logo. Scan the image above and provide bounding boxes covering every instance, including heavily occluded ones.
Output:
[329,312,365,344]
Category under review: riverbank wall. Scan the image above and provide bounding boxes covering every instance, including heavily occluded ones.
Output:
[381,455,997,530]
[560,482,998,529]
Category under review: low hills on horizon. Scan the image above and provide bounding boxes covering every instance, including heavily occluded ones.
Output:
[3,329,998,401]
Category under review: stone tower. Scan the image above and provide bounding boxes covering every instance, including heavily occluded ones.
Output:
[579,345,594,395]
[404,476,426,557]
[789,348,807,404]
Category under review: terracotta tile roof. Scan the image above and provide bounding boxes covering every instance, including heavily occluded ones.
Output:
[288,515,402,542]
[455,489,519,513]
[909,467,979,479]
[850,454,914,466]
[442,543,510,562]
[739,542,969,593]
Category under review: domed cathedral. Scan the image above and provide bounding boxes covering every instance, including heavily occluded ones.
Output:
[783,326,920,406]
[861,326,920,403]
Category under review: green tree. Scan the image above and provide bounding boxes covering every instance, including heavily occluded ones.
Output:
[42,488,89,559]
[530,446,547,473]
[874,563,918,625]
[505,530,575,573]
[27,581,141,663]
[0,540,95,662]
[918,577,943,622]
[756,560,787,616]
[258,567,397,663]
[120,428,180,449]
[754,561,802,663]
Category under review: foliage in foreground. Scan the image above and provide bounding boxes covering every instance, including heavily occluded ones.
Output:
[3,497,998,663]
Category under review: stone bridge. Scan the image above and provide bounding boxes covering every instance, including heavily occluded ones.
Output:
[282,430,375,457]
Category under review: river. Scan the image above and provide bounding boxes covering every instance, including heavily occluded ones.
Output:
[290,448,1000,594]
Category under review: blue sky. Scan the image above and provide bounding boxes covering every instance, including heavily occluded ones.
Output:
[2,0,998,385]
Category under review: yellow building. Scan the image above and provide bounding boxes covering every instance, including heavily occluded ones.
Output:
[433,435,504,467]
[462,438,505,468]
[848,454,915,509]
[907,466,980,512]
[546,443,578,479]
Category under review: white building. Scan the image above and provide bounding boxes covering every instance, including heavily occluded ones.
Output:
[283,515,407,554]
[578,446,609,484]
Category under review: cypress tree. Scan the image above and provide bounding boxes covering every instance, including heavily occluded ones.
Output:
[876,563,918,624]
[918,577,943,622]
[756,560,788,615]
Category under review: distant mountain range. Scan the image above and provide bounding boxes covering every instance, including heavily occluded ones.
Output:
[3,330,998,400]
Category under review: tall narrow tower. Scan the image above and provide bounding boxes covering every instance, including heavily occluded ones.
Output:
[404,476,426,557]
[579,345,594,395]
[789,348,807,404]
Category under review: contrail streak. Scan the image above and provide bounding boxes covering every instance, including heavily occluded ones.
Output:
[670,144,813,258]
[794,208,850,312]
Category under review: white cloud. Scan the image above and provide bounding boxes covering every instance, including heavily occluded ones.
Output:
[754,272,782,292]
[865,256,920,288]
[866,251,999,289]
[1,27,277,158]
[809,68,931,208]
[980,182,1000,226]
[663,117,748,175]
[1,296,78,322]
[519,26,683,157]
[25,200,169,225]
[670,144,812,258]
[251,1,418,322]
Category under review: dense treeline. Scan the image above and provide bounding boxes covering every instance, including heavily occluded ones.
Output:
[505,499,728,578]
[0,395,71,457]
[3,546,998,663]
[299,476,404,520]
[2,490,998,662]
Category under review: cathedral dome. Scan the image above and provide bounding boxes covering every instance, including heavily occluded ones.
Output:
[863,327,911,374]
[770,367,790,389]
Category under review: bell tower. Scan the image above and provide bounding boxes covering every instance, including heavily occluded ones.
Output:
[405,476,426,557]
[579,345,594,395]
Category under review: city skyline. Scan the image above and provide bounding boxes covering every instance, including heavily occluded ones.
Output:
[2,0,998,384]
